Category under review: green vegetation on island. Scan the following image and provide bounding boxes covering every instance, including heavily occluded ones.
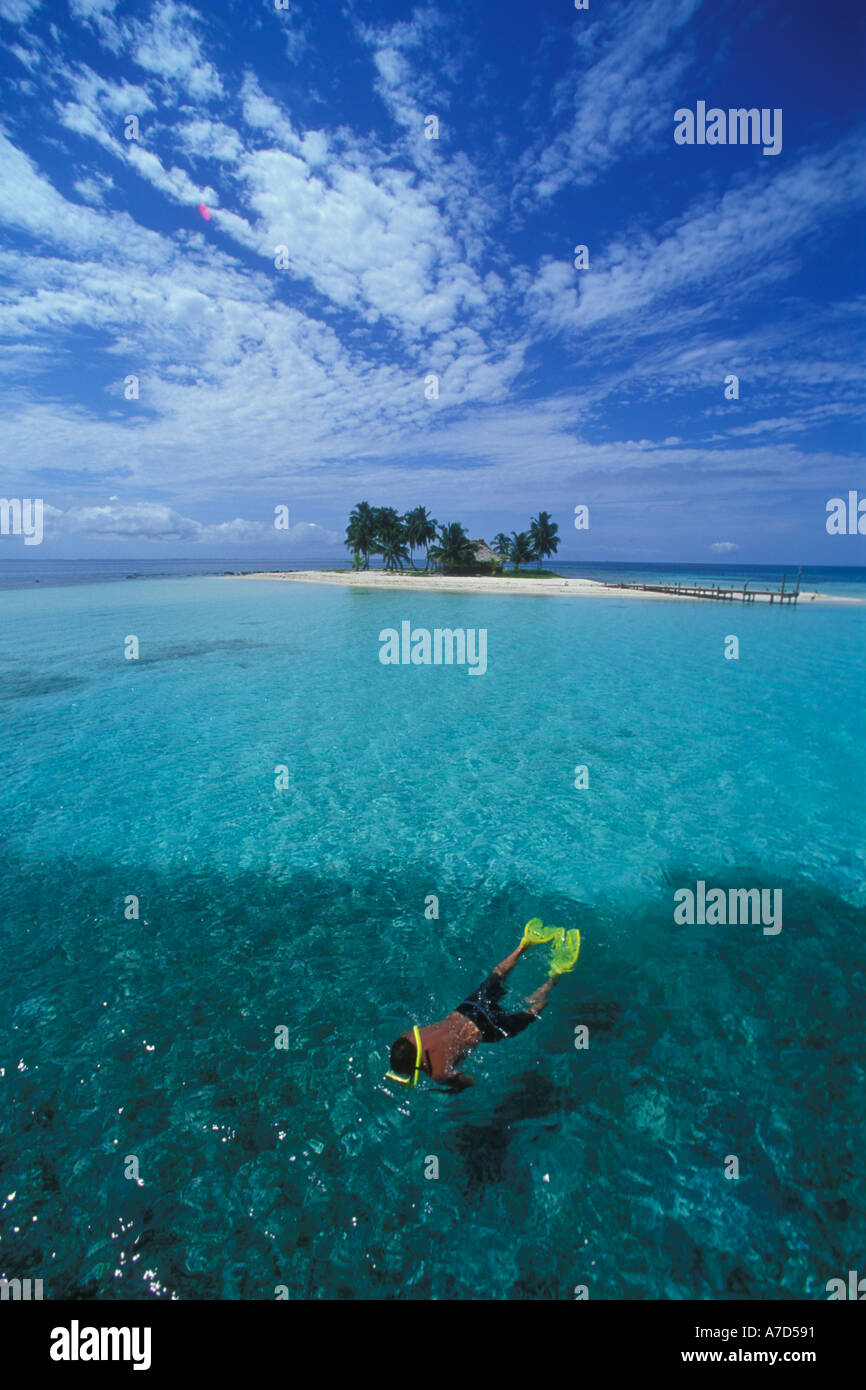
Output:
[345,504,561,576]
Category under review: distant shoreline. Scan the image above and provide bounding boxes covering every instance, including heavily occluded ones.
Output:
[238,569,862,604]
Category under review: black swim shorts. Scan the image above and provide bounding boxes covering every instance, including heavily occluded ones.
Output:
[455,971,538,1043]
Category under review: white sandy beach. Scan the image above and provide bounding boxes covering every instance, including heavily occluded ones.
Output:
[239,570,859,604]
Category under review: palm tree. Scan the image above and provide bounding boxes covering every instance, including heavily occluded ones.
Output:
[509,530,535,572]
[529,511,560,570]
[492,532,511,562]
[428,521,476,572]
[404,506,438,570]
[373,507,410,572]
[345,501,377,570]
[379,531,410,571]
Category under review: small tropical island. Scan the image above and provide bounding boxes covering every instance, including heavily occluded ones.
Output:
[241,506,848,605]
[344,502,561,576]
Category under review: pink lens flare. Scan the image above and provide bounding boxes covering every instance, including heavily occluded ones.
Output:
[198,203,212,221]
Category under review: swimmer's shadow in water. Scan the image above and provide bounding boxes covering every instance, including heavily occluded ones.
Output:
[451,1071,566,1187]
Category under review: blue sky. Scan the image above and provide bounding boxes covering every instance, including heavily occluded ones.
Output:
[0,0,864,562]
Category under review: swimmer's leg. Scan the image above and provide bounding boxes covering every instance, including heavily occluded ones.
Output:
[490,943,526,982]
[524,976,559,1017]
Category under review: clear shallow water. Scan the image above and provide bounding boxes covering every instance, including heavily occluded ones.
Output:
[0,576,864,1300]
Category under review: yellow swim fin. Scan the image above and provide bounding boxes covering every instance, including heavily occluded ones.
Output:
[521,918,561,948]
[549,928,580,977]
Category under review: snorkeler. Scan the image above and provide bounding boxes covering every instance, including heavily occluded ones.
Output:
[386,920,580,1093]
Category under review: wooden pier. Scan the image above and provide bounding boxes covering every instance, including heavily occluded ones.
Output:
[603,569,802,605]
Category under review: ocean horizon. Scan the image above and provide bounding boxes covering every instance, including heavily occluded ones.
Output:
[3,557,866,599]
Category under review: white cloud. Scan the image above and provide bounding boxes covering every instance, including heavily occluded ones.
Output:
[6,40,42,70]
[37,48,501,346]
[517,0,701,201]
[526,136,866,341]
[710,541,739,554]
[175,117,244,164]
[237,146,490,337]
[67,0,122,51]
[124,144,216,206]
[67,68,155,117]
[0,0,41,22]
[54,99,116,151]
[61,502,200,541]
[73,171,115,206]
[129,0,223,101]
[240,76,292,140]
[359,9,452,137]
[54,501,338,548]
[69,0,118,16]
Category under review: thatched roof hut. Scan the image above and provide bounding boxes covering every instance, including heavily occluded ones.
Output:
[471,539,498,565]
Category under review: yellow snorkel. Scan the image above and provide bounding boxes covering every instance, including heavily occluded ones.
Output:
[385,1025,423,1087]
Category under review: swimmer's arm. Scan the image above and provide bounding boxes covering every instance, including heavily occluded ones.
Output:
[438,1071,475,1093]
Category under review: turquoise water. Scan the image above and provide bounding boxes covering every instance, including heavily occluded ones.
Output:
[1,576,864,1299]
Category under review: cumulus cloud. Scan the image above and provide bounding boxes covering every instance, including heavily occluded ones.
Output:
[710,541,740,554]
[53,502,339,548]
[237,145,489,338]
